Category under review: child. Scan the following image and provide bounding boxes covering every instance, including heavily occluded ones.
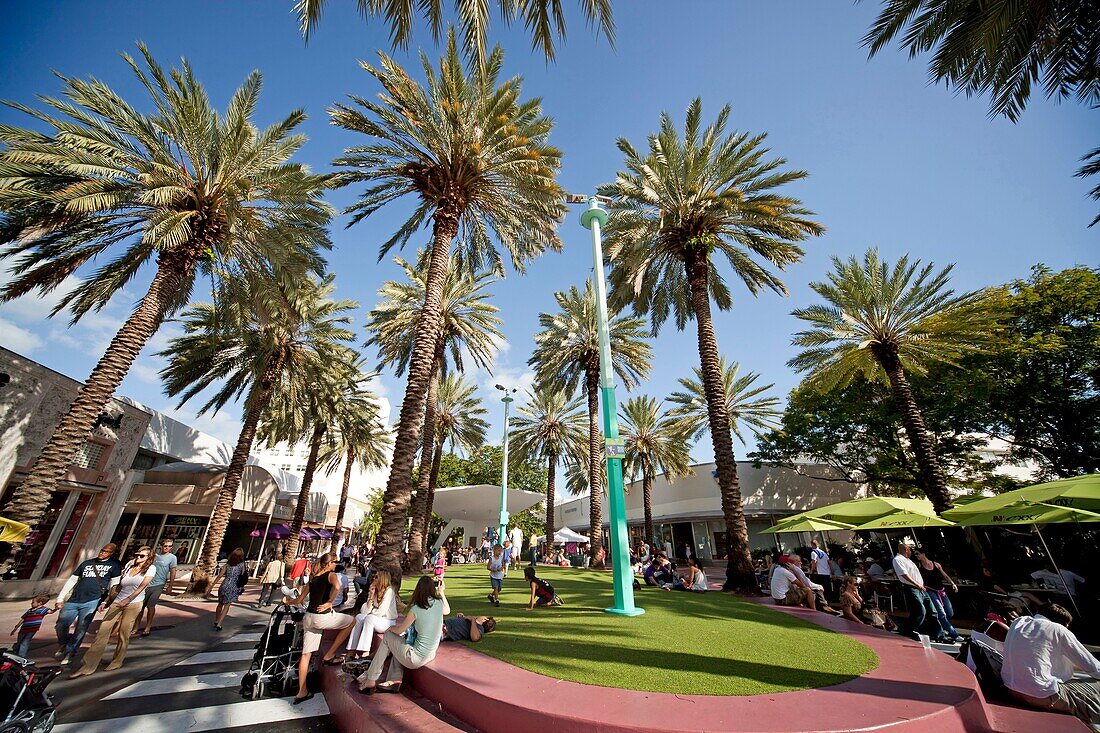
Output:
[434,549,447,582]
[10,595,53,658]
[486,544,505,607]
[501,540,513,570]
[524,566,563,610]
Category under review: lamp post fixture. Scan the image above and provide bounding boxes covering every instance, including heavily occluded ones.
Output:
[494,384,517,546]
[578,195,644,617]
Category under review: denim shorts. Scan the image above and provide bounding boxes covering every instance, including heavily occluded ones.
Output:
[490,577,503,592]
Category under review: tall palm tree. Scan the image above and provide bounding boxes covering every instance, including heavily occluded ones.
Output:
[332,31,564,572]
[160,273,356,592]
[416,372,489,553]
[296,0,614,63]
[619,396,693,546]
[530,281,651,567]
[364,253,502,569]
[259,346,361,563]
[0,45,330,536]
[599,99,823,592]
[511,388,588,544]
[318,377,393,554]
[666,358,782,446]
[788,248,997,514]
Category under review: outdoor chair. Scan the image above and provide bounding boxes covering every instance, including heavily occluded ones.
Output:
[870,581,894,612]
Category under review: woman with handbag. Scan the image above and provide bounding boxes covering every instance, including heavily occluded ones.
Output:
[286,553,356,705]
[69,546,156,677]
[214,548,247,631]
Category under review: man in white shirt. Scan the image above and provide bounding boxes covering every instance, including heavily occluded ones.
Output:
[867,559,886,580]
[787,557,838,614]
[1031,565,1086,598]
[770,555,816,610]
[892,540,945,641]
[509,526,524,570]
[1002,604,1100,731]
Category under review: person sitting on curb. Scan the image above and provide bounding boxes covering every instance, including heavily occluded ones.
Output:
[770,555,816,611]
[1002,603,1100,732]
[442,613,496,642]
[785,556,840,615]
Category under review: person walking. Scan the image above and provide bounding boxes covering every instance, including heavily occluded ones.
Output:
[916,551,960,642]
[214,548,246,631]
[9,595,54,658]
[137,538,177,637]
[53,543,122,666]
[486,545,506,607]
[69,546,156,677]
[287,553,356,705]
[356,575,449,694]
[509,526,523,570]
[258,555,286,607]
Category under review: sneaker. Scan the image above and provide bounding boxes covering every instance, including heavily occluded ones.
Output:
[53,650,65,660]
[59,655,71,666]
[493,598,500,607]
[487,593,495,603]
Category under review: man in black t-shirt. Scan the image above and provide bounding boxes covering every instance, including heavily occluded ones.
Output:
[53,543,122,665]
[442,613,496,642]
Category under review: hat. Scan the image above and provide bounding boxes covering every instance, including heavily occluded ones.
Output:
[778,554,792,564]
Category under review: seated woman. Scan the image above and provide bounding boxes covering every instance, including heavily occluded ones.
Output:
[685,557,708,591]
[346,567,398,659]
[356,576,449,695]
[839,577,896,631]
[524,566,561,609]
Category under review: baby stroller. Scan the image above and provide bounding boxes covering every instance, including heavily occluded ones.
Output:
[0,651,61,733]
[240,603,304,700]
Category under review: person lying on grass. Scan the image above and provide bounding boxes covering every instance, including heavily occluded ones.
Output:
[524,566,563,609]
[441,613,496,642]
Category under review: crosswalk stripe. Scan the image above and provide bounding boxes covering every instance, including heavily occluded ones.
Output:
[104,671,244,699]
[223,632,262,644]
[174,649,255,665]
[53,695,330,733]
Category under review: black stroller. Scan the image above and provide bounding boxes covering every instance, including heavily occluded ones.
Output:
[240,604,304,700]
[0,651,61,732]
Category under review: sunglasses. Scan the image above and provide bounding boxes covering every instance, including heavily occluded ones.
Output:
[135,553,149,559]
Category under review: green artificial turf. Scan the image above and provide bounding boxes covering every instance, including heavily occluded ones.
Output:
[436,565,878,696]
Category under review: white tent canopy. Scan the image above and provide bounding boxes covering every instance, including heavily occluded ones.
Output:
[535,526,589,545]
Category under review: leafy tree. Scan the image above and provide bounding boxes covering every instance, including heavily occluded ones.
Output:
[0,45,330,536]
[296,0,614,63]
[332,31,564,572]
[620,396,693,545]
[364,254,502,569]
[600,99,823,592]
[511,387,588,542]
[160,272,356,594]
[789,248,998,513]
[667,358,782,445]
[530,281,652,567]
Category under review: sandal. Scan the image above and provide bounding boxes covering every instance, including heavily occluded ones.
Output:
[140,630,151,637]
[376,682,402,694]
[323,655,345,666]
[293,693,315,705]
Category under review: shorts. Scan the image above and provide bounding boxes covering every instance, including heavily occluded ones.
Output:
[301,610,354,653]
[143,584,165,609]
[490,577,503,592]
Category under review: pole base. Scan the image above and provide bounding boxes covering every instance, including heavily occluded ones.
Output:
[604,606,645,617]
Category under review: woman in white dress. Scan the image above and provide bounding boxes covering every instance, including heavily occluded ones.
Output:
[347,568,397,658]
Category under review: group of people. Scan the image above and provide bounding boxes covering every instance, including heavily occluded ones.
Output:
[637,550,708,592]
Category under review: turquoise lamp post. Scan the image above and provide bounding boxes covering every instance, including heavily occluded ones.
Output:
[495,383,517,545]
[580,196,644,617]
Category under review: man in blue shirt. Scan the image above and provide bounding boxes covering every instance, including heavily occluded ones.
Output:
[53,543,122,665]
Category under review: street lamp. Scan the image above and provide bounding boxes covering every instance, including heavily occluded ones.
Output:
[494,384,517,545]
[577,196,644,617]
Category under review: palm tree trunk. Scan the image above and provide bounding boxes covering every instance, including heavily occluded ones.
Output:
[544,452,557,551]
[584,361,604,568]
[406,339,444,572]
[372,212,458,577]
[874,346,954,514]
[684,246,755,593]
[422,437,445,551]
[643,462,655,546]
[283,422,326,563]
[331,451,355,554]
[186,351,283,595]
[4,250,200,529]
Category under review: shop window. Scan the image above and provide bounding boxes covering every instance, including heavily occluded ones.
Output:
[9,491,70,580]
[158,515,208,565]
[45,492,92,576]
[72,440,108,470]
[124,514,165,563]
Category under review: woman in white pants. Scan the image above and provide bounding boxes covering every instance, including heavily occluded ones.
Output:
[347,568,397,658]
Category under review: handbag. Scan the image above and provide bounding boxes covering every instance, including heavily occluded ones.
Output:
[235,567,249,590]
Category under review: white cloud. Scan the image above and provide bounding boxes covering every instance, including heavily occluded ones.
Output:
[482,366,535,397]
[0,317,43,353]
[0,275,84,324]
[130,360,162,385]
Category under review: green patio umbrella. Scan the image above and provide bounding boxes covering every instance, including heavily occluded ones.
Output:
[851,511,956,531]
[782,496,939,526]
[761,517,855,534]
[944,474,1100,520]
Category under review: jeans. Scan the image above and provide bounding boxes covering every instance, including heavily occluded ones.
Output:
[56,597,101,656]
[12,632,34,658]
[900,585,943,639]
[259,583,278,606]
[928,590,958,639]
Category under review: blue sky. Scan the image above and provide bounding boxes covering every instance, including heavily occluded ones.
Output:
[0,1,1094,466]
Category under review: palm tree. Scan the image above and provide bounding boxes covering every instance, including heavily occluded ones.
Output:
[160,273,356,592]
[332,31,564,572]
[530,281,651,567]
[318,377,393,555]
[296,0,614,63]
[511,388,588,544]
[666,358,782,446]
[788,248,997,514]
[0,45,330,536]
[364,254,502,570]
[620,396,693,545]
[416,373,489,552]
[599,99,823,592]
